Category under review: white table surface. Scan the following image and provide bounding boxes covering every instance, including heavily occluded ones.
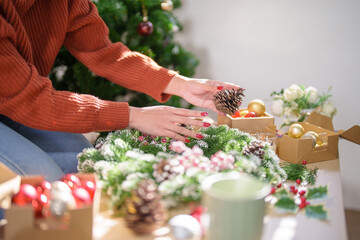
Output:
[93,159,348,240]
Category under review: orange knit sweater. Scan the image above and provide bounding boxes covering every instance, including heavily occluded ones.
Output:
[0,0,177,133]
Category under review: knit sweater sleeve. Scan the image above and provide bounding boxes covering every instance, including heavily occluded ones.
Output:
[0,15,129,133]
[64,0,177,103]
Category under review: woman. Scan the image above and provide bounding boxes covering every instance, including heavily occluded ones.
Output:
[0,0,239,180]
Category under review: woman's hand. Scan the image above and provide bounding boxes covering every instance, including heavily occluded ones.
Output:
[164,75,242,115]
[128,106,210,142]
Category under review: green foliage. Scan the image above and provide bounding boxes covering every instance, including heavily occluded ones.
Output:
[280,162,318,185]
[306,185,328,200]
[305,205,328,220]
[275,197,298,212]
[50,0,199,108]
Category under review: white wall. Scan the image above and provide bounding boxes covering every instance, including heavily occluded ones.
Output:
[174,0,360,210]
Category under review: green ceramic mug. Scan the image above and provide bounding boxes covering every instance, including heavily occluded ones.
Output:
[202,172,270,240]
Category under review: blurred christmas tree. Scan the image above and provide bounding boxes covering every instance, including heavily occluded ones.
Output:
[50,0,199,108]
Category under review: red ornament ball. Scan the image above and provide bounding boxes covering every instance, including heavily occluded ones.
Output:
[72,187,92,207]
[137,20,154,36]
[296,179,301,185]
[299,190,306,196]
[277,183,282,188]
[36,181,52,198]
[12,184,38,206]
[302,160,307,165]
[81,180,96,200]
[270,186,276,194]
[61,174,81,190]
[245,112,258,118]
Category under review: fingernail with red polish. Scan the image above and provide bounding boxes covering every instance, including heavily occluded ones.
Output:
[201,112,208,116]
[196,134,204,139]
[185,139,191,143]
[217,86,224,90]
[203,122,211,127]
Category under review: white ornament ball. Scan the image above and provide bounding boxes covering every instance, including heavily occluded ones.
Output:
[50,199,67,218]
[169,214,202,240]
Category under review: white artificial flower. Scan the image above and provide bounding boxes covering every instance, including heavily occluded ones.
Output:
[185,167,200,178]
[270,100,284,116]
[284,107,296,118]
[53,65,67,81]
[305,86,319,103]
[93,160,113,179]
[100,143,114,157]
[117,161,130,173]
[320,102,336,117]
[284,84,304,101]
[80,159,95,171]
[139,153,156,162]
[125,150,142,159]
[114,138,127,149]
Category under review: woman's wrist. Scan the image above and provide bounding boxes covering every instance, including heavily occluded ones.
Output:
[163,74,189,97]
[128,106,140,129]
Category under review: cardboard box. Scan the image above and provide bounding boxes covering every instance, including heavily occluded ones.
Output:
[264,112,360,164]
[0,163,95,240]
[217,110,274,132]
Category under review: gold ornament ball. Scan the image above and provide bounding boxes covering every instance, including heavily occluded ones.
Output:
[288,123,305,139]
[240,109,249,117]
[161,0,174,11]
[301,132,317,147]
[248,99,266,117]
[304,131,320,144]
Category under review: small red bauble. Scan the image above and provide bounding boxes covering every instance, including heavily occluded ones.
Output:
[33,193,49,218]
[292,189,298,194]
[72,187,92,207]
[296,179,301,185]
[290,185,295,190]
[300,196,307,203]
[137,21,154,36]
[61,174,81,190]
[12,184,38,206]
[270,186,276,194]
[277,183,282,188]
[36,181,52,198]
[81,180,96,200]
[231,111,241,118]
[244,112,258,118]
[302,160,307,165]
[161,138,167,143]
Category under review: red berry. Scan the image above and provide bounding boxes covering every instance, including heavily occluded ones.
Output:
[138,136,145,141]
[292,189,298,194]
[290,185,295,190]
[296,179,301,185]
[161,138,167,143]
[245,112,258,118]
[299,203,306,209]
[61,174,81,190]
[270,186,276,194]
[300,197,307,203]
[299,190,306,196]
[277,183,282,188]
[302,160,307,165]
[12,184,38,206]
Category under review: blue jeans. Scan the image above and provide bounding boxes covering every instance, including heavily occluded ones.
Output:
[0,115,93,219]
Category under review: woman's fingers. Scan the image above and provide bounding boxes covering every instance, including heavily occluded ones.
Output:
[169,107,208,118]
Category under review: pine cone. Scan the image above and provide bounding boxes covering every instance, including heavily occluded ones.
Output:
[124,179,167,234]
[242,140,266,158]
[153,159,185,182]
[213,88,245,115]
